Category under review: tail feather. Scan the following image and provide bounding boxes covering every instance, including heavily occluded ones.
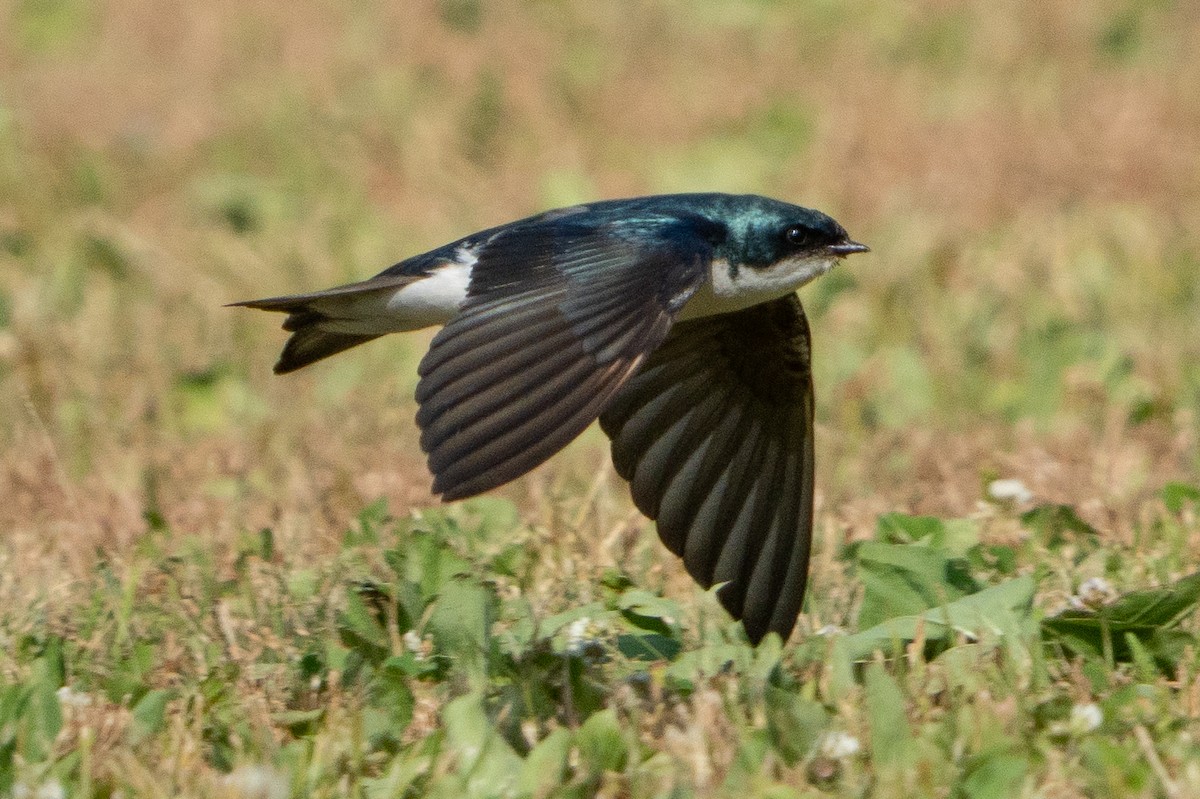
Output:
[274,328,381,374]
[231,275,423,373]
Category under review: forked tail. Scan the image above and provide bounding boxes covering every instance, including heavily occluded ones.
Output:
[231,275,422,374]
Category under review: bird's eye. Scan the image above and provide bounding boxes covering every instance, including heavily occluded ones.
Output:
[784,225,814,247]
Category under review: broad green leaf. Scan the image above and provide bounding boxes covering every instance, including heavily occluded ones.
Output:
[844,576,1037,661]
[518,728,572,795]
[364,746,436,799]
[415,532,473,600]
[958,748,1029,799]
[127,689,171,745]
[665,641,750,687]
[856,541,977,629]
[615,589,683,636]
[876,512,944,544]
[337,588,391,664]
[616,633,682,661]
[576,708,627,774]
[864,661,912,767]
[443,693,521,795]
[368,661,415,738]
[427,576,494,681]
[1042,570,1200,666]
[764,685,828,765]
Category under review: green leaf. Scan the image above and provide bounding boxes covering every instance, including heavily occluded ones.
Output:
[576,708,628,774]
[1020,504,1099,548]
[843,576,1037,661]
[1162,482,1200,515]
[443,692,522,795]
[877,512,945,544]
[855,541,977,629]
[127,689,171,745]
[958,748,1029,799]
[864,662,912,767]
[338,588,391,664]
[764,685,828,765]
[426,575,494,671]
[412,531,473,601]
[1042,571,1200,666]
[615,633,682,661]
[518,728,572,795]
[367,661,415,740]
[615,589,683,637]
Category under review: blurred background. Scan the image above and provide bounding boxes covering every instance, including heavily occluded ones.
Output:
[1,0,1198,590]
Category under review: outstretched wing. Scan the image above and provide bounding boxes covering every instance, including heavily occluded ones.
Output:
[599,295,815,644]
[415,214,720,501]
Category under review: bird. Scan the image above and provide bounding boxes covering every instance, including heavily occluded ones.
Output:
[232,193,869,644]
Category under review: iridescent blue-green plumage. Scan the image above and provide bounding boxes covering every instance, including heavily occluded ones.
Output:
[234,193,869,645]
[379,193,852,279]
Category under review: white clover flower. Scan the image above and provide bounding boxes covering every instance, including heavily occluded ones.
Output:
[818,731,862,759]
[222,765,289,799]
[12,781,66,799]
[564,616,606,657]
[1072,577,1118,609]
[988,478,1033,505]
[37,782,65,799]
[402,629,424,656]
[56,686,94,708]
[1069,702,1103,734]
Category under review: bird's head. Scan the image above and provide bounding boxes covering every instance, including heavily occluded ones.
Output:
[704,195,870,301]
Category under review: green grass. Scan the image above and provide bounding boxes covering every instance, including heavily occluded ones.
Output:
[2,1,1200,796]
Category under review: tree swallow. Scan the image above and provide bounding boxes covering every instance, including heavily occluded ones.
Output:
[233,193,869,644]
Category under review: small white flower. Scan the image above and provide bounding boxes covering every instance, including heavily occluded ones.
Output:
[818,731,862,759]
[36,782,66,799]
[14,782,66,799]
[402,629,422,650]
[222,765,289,799]
[1069,702,1103,734]
[815,625,845,637]
[56,686,94,708]
[988,478,1033,505]
[564,616,606,657]
[1073,577,1118,609]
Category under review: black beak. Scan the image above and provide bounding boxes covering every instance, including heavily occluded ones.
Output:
[827,240,871,256]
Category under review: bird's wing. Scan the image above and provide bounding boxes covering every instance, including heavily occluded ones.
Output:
[415,215,718,501]
[599,294,815,645]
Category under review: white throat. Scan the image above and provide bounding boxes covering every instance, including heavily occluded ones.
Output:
[678,256,835,320]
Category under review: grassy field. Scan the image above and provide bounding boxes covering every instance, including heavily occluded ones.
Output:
[2,0,1200,796]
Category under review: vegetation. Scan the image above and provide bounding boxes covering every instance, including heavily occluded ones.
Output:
[1,1,1199,796]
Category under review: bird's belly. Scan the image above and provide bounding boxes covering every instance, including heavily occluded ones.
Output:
[382,262,471,327]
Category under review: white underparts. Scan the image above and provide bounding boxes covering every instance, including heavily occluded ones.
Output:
[678,255,836,320]
[314,259,472,336]
[382,260,472,327]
